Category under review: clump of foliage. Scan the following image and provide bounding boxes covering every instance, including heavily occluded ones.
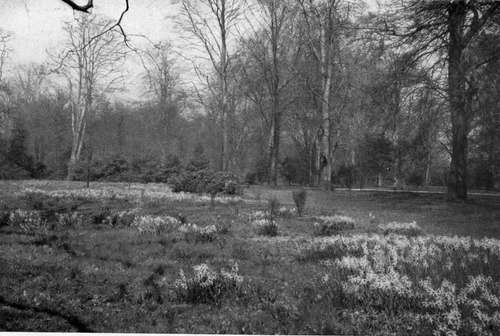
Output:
[214,216,232,234]
[91,207,112,225]
[173,263,243,305]
[312,215,356,236]
[378,221,423,236]
[267,197,280,222]
[56,211,85,227]
[169,170,240,195]
[131,215,180,235]
[253,219,279,237]
[178,223,218,243]
[292,189,307,216]
[103,209,140,227]
[73,154,183,183]
[277,206,297,218]
[335,164,355,189]
[8,209,48,235]
[23,191,51,210]
[281,155,309,185]
[0,210,10,227]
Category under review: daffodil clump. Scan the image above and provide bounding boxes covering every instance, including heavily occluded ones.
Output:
[303,234,500,335]
[56,211,85,227]
[178,223,218,242]
[277,206,297,218]
[103,208,140,227]
[248,210,268,222]
[9,209,48,235]
[378,221,423,236]
[253,218,279,237]
[131,215,180,235]
[312,215,356,236]
[174,263,243,304]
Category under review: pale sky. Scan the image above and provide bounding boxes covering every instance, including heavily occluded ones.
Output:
[0,0,380,100]
[0,0,177,63]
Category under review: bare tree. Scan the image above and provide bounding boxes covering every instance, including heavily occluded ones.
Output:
[58,0,130,45]
[298,0,340,188]
[178,0,243,171]
[54,14,126,180]
[142,42,183,158]
[254,0,294,186]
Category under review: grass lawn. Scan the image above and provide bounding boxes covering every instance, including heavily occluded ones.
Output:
[1,180,500,334]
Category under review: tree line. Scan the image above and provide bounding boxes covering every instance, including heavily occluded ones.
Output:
[0,0,499,199]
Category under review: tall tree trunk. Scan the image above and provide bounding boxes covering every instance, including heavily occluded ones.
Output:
[317,20,334,189]
[447,2,468,200]
[269,1,281,186]
[318,60,333,189]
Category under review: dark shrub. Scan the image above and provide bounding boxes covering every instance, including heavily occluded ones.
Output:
[267,197,280,221]
[186,143,210,172]
[244,172,257,185]
[0,211,10,227]
[281,156,308,185]
[91,207,112,225]
[169,170,240,195]
[336,164,355,189]
[292,189,307,216]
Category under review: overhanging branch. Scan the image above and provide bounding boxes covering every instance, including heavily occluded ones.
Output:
[61,0,94,13]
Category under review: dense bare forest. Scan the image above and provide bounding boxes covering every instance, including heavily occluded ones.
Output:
[1,0,499,199]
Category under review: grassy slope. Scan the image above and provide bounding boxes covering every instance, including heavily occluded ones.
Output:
[1,180,500,333]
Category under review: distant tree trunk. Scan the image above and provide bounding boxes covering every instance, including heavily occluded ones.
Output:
[424,150,432,186]
[447,2,468,200]
[269,86,280,186]
[67,100,88,180]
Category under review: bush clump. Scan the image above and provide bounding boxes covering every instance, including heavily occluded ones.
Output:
[378,221,423,236]
[313,215,356,236]
[292,189,307,216]
[9,209,48,235]
[169,170,240,195]
[174,263,243,305]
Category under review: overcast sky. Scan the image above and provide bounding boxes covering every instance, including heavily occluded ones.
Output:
[0,0,177,63]
[0,0,379,100]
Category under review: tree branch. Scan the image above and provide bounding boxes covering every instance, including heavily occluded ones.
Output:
[60,0,94,13]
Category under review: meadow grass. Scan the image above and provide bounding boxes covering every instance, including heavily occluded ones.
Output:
[1,180,500,334]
